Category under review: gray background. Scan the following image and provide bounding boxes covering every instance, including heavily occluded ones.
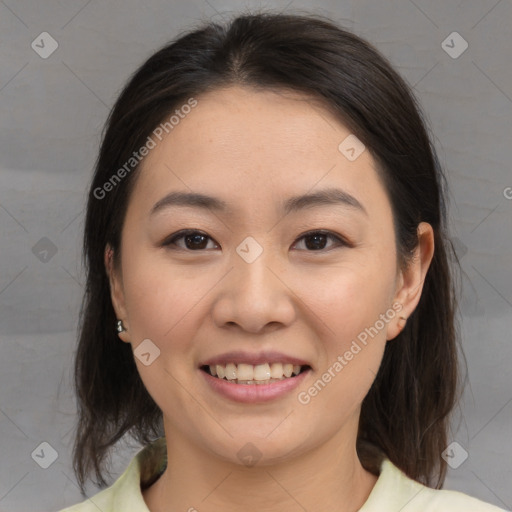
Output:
[0,0,511,510]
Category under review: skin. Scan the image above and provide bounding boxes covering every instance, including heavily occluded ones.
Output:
[106,85,434,512]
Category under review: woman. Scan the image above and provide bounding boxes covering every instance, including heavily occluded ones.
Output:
[58,12,506,512]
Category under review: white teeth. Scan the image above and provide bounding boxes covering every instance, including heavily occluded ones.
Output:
[225,363,237,380]
[283,363,293,378]
[216,365,225,379]
[253,363,271,381]
[270,362,283,378]
[237,363,254,381]
[205,362,306,382]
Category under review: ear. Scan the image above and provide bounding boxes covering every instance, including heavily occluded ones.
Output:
[104,244,131,343]
[386,222,435,341]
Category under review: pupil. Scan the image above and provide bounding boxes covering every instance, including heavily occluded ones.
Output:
[185,233,327,250]
[306,233,326,250]
[186,233,207,249]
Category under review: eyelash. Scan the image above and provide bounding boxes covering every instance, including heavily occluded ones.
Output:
[162,229,350,252]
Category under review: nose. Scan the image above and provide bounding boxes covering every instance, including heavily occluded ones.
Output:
[211,244,297,334]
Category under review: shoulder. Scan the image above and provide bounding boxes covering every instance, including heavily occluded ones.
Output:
[411,486,507,511]
[361,458,508,512]
[55,488,113,512]
[55,478,117,512]
[55,438,167,512]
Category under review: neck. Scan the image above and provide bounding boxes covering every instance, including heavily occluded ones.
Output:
[143,421,379,512]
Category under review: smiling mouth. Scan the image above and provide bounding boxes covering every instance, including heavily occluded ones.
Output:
[200,363,311,385]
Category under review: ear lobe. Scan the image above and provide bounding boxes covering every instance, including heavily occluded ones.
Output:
[104,245,130,342]
[386,222,435,341]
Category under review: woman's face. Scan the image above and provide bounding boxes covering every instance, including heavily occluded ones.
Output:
[107,85,423,465]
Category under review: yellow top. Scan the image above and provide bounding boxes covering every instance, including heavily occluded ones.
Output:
[57,438,507,511]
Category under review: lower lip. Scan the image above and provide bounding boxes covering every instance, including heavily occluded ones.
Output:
[200,368,311,403]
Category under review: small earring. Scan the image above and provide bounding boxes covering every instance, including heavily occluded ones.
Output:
[116,319,126,333]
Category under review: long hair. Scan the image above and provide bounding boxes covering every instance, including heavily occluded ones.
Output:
[72,11,465,494]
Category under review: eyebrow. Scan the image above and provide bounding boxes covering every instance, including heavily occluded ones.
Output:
[150,187,367,217]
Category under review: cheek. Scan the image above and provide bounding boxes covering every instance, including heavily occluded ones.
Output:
[121,248,202,345]
[291,255,395,391]
[295,272,390,418]
[120,252,209,412]
[294,259,394,338]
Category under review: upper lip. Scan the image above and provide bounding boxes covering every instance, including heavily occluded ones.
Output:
[199,350,312,368]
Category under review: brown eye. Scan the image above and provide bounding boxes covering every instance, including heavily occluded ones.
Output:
[163,229,348,252]
[293,231,347,251]
[163,230,218,251]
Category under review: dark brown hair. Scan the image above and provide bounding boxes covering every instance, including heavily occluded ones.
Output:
[72,11,465,495]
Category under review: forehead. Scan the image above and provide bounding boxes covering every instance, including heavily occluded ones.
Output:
[161,86,348,156]
[131,85,384,217]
